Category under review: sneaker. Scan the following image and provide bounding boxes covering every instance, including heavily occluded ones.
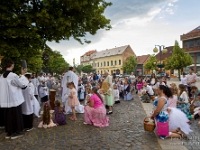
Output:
[83,122,87,125]
[5,133,11,139]
[11,133,23,140]
[26,128,34,132]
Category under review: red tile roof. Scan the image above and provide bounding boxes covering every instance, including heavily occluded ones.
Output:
[81,50,96,57]
[137,55,150,64]
[186,26,200,34]
[155,46,173,60]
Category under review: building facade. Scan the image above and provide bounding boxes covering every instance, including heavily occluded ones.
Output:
[80,50,97,66]
[155,46,173,75]
[180,26,200,73]
[90,45,136,75]
[135,55,150,75]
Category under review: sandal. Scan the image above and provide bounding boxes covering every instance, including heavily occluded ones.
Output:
[70,117,77,121]
[177,128,187,139]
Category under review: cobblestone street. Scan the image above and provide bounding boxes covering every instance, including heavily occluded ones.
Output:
[0,93,160,150]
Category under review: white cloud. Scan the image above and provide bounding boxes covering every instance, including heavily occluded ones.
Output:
[165,8,174,14]
[168,3,174,6]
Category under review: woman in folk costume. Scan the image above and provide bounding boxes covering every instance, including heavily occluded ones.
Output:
[78,80,85,101]
[0,60,29,140]
[124,80,133,100]
[21,73,41,131]
[177,84,192,119]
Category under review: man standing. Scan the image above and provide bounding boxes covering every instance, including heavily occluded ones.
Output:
[62,67,84,114]
[0,60,29,139]
[186,68,198,98]
[31,73,40,100]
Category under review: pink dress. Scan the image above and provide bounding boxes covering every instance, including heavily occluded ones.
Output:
[68,88,79,107]
[84,94,109,127]
[38,110,57,128]
[168,95,177,108]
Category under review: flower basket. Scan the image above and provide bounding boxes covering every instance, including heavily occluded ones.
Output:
[143,117,155,132]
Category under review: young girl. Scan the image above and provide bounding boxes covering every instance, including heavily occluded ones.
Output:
[78,81,85,101]
[85,87,92,105]
[136,78,143,94]
[54,100,66,125]
[67,82,79,120]
[39,82,49,103]
[113,84,120,104]
[38,103,57,128]
[119,80,124,98]
[168,87,178,108]
[124,80,133,100]
[104,83,113,114]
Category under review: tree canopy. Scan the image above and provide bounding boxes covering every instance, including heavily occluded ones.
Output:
[144,55,157,71]
[165,40,193,78]
[0,0,112,73]
[81,65,93,73]
[122,56,137,74]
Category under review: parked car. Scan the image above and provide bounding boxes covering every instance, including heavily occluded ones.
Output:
[156,72,166,78]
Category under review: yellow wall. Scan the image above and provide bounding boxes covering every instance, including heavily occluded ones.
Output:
[90,55,124,74]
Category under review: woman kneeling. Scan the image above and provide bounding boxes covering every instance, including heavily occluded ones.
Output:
[84,87,109,127]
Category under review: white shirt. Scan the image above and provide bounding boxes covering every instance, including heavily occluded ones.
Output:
[143,85,154,96]
[180,91,188,103]
[150,78,156,85]
[186,73,197,87]
[180,76,187,85]
[113,89,119,101]
[38,76,44,85]
[153,82,165,89]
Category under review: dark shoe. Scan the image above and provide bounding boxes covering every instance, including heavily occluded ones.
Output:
[26,128,34,132]
[11,133,23,140]
[194,114,200,120]
[107,111,113,115]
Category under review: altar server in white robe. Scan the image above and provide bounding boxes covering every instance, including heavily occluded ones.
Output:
[62,67,84,114]
[31,73,40,100]
[0,60,28,140]
[21,73,40,131]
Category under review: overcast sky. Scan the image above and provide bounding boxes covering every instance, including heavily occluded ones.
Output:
[47,0,200,65]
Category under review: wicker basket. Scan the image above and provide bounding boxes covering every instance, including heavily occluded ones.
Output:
[190,105,194,114]
[143,117,155,132]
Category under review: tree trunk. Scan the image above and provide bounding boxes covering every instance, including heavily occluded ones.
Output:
[178,69,181,81]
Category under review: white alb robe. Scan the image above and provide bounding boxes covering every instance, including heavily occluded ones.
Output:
[0,73,29,108]
[31,78,40,95]
[62,70,84,114]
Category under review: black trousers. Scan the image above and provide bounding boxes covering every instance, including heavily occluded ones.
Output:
[187,86,192,98]
[0,108,5,127]
[5,105,24,135]
[23,114,33,129]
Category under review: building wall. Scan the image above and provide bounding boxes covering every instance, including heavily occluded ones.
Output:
[91,55,124,74]
[122,46,136,62]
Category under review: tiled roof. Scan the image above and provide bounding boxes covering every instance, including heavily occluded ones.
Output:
[137,55,150,64]
[185,26,200,34]
[81,50,96,57]
[92,45,129,59]
[155,46,173,60]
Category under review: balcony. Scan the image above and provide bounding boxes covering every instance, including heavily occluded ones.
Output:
[181,32,200,41]
[184,46,200,52]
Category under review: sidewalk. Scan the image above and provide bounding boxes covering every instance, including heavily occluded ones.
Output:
[141,102,188,150]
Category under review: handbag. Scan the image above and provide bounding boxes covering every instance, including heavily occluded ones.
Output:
[157,121,169,136]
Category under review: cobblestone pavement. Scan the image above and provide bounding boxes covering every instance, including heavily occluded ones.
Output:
[0,93,161,150]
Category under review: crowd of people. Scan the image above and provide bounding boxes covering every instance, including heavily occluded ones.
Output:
[0,59,199,141]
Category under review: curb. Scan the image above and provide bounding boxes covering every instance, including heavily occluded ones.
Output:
[140,101,188,150]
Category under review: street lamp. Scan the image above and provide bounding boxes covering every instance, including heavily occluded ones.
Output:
[153,45,167,69]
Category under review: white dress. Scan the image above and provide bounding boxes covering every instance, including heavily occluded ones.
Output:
[62,70,84,114]
[168,107,192,135]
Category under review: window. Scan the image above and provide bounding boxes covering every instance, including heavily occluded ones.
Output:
[101,62,102,67]
[97,62,99,67]
[169,51,172,54]
[111,60,113,66]
[197,39,200,46]
[119,60,121,65]
[115,60,117,65]
[104,61,106,66]
[197,53,200,64]
[107,61,109,66]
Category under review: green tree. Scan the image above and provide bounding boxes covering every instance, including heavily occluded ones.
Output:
[144,55,157,72]
[0,0,112,64]
[165,40,193,79]
[75,65,83,75]
[122,56,137,74]
[81,65,93,73]
[48,51,69,74]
